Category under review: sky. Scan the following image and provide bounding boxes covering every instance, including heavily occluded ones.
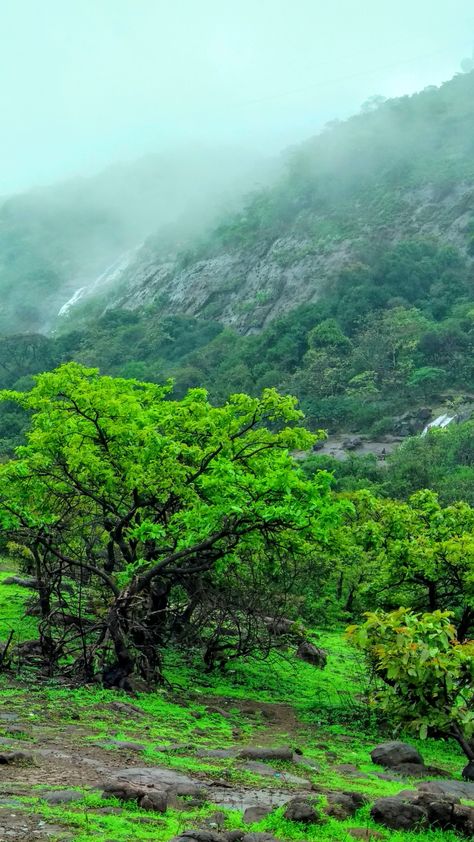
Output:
[1,0,473,195]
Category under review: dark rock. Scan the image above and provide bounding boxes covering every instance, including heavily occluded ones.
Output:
[241,834,279,842]
[264,617,306,638]
[371,741,423,769]
[324,791,369,819]
[2,576,37,588]
[283,797,321,823]
[343,436,363,450]
[293,754,321,771]
[179,832,224,842]
[102,781,145,803]
[243,806,273,824]
[155,742,192,753]
[139,791,168,812]
[101,740,146,751]
[462,760,474,781]
[202,811,227,828]
[241,760,308,784]
[108,701,145,718]
[451,805,474,836]
[295,641,327,668]
[371,796,428,830]
[0,751,33,764]
[238,746,293,762]
[226,832,245,842]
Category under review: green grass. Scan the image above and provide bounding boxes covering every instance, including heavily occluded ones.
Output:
[0,569,38,643]
[0,563,469,841]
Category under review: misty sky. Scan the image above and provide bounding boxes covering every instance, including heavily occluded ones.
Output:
[1,0,473,195]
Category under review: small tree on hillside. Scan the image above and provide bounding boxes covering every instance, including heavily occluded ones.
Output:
[348,608,474,778]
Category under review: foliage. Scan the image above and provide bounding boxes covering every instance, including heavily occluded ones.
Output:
[0,363,344,683]
[348,607,474,759]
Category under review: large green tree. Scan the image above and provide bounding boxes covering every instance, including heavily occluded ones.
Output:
[0,363,343,685]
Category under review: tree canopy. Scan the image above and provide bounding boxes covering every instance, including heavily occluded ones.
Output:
[0,363,344,685]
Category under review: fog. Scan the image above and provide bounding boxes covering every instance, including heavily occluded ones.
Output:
[1,0,473,196]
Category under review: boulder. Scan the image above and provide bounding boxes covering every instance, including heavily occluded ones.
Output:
[370,741,423,769]
[324,791,369,819]
[243,806,273,824]
[2,576,37,588]
[139,791,168,813]
[295,641,327,668]
[283,797,321,823]
[462,760,474,781]
[343,436,363,450]
[371,796,428,830]
[388,761,445,778]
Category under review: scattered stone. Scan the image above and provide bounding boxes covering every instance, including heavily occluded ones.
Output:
[155,742,192,753]
[227,832,245,842]
[108,701,145,718]
[283,796,321,823]
[371,789,474,836]
[324,790,369,819]
[206,706,231,718]
[178,831,224,842]
[104,740,146,751]
[293,754,321,771]
[0,750,33,764]
[243,806,273,824]
[238,746,293,762]
[201,811,227,828]
[241,834,279,842]
[370,741,423,768]
[102,780,168,812]
[295,641,327,668]
[139,791,168,813]
[241,760,309,785]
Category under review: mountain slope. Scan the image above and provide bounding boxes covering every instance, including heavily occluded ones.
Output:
[0,148,267,334]
[81,71,474,334]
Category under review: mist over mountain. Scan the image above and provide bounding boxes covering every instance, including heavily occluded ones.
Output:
[0,146,271,333]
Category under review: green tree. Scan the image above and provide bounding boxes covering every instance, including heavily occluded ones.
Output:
[350,490,474,641]
[0,363,343,685]
[348,608,474,774]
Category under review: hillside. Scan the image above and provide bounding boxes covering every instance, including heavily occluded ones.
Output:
[86,71,474,332]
